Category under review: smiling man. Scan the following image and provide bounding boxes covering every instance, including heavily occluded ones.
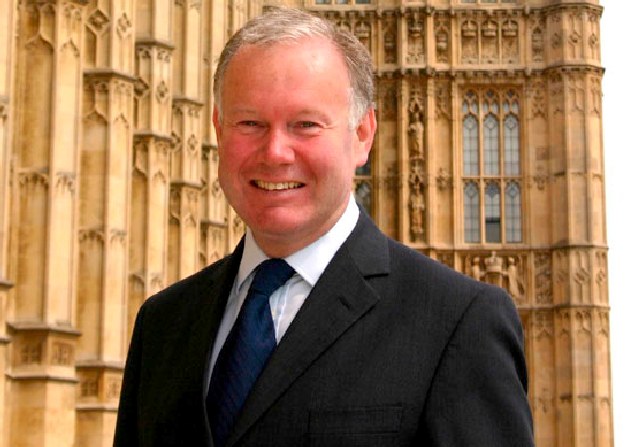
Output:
[114,7,533,447]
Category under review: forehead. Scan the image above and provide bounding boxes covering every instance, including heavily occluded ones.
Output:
[226,37,349,84]
[220,38,352,113]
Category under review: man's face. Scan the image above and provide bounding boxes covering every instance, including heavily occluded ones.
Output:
[214,37,376,257]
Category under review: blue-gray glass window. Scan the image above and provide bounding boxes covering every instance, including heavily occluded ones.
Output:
[485,182,501,243]
[505,181,522,242]
[504,114,520,175]
[356,0,371,4]
[463,115,479,175]
[483,114,499,175]
[315,0,332,4]
[355,181,372,215]
[355,157,371,176]
[464,182,480,243]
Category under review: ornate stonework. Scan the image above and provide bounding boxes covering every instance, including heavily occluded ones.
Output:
[0,1,609,446]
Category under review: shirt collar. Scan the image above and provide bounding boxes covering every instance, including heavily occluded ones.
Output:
[236,195,360,291]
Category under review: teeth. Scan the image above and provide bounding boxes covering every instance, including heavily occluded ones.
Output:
[254,180,303,191]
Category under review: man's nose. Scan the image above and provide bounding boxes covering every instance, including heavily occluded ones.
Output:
[262,127,295,163]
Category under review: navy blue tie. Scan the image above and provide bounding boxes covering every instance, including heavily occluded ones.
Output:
[207,258,295,446]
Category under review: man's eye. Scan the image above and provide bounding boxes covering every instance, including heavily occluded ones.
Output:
[299,121,318,128]
[239,121,259,127]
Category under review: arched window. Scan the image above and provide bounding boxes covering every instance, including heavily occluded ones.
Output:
[464,115,479,175]
[461,89,522,244]
[485,182,501,243]
[484,114,499,175]
[504,114,519,175]
[464,182,480,243]
[505,181,522,243]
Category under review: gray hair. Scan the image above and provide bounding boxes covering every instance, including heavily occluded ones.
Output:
[214,7,374,129]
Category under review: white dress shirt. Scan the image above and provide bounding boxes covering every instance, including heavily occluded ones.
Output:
[206,195,360,389]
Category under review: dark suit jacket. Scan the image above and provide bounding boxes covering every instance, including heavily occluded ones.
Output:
[114,212,534,446]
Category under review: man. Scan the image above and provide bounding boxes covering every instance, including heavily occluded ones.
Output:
[114,7,533,447]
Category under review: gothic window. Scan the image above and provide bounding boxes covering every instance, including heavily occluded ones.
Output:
[462,89,522,244]
[485,182,501,243]
[463,91,479,176]
[354,156,373,215]
[505,181,522,242]
[464,182,480,243]
[484,115,499,175]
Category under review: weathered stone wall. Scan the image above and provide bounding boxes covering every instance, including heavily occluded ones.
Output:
[0,1,609,446]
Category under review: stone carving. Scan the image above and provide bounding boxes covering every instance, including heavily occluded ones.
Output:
[591,76,601,115]
[434,82,450,119]
[19,172,50,188]
[383,14,397,64]
[133,141,149,177]
[408,162,425,242]
[535,252,552,304]
[380,81,397,121]
[506,257,525,300]
[107,378,121,399]
[156,81,169,104]
[466,252,526,302]
[79,229,105,244]
[56,172,76,193]
[408,112,424,158]
[569,74,585,113]
[408,85,426,242]
[111,229,127,245]
[87,9,110,35]
[461,20,478,63]
[354,20,371,52]
[435,27,449,64]
[549,73,564,115]
[534,311,554,340]
[529,80,547,118]
[532,27,544,62]
[406,12,425,65]
[436,168,452,191]
[20,342,43,365]
[81,376,99,397]
[502,20,518,62]
[51,342,73,366]
[25,3,56,48]
[568,12,584,59]
[117,12,133,38]
[481,20,499,62]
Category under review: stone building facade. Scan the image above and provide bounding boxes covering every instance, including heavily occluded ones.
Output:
[0,0,609,446]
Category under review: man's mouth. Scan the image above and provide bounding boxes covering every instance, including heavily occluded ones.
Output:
[252,180,304,191]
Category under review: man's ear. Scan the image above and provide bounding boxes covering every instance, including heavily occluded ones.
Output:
[354,107,377,168]
[212,106,221,134]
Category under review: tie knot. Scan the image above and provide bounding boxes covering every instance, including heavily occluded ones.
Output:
[249,258,295,299]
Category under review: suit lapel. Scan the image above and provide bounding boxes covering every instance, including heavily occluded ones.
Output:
[226,214,390,446]
[180,239,245,399]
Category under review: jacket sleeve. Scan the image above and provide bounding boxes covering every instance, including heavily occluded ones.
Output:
[113,306,146,446]
[422,285,534,446]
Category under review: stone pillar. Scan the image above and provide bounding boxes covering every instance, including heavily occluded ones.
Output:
[75,1,136,445]
[0,2,17,446]
[199,0,228,267]
[166,0,203,285]
[128,0,173,337]
[546,5,610,447]
[9,2,86,446]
